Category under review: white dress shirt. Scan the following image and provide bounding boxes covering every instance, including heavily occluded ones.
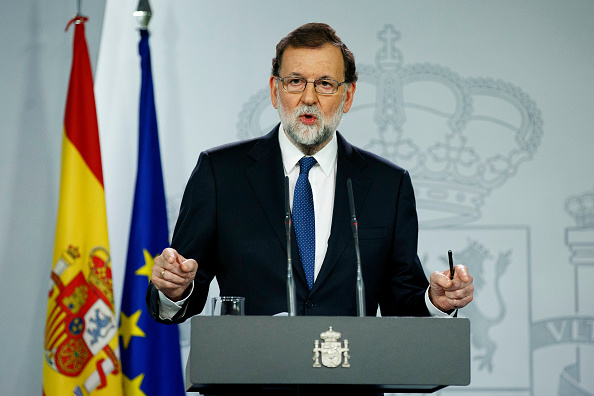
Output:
[278,125,336,282]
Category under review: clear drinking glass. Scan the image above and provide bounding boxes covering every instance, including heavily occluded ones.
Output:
[212,296,245,316]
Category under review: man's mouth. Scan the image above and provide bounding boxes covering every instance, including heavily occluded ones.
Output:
[300,114,318,125]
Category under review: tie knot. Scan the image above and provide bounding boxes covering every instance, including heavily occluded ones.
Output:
[299,157,317,175]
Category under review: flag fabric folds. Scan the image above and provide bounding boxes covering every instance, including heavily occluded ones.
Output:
[43,17,124,396]
[118,28,186,396]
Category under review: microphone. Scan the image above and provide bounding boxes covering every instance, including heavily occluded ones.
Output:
[347,178,366,317]
[285,176,297,316]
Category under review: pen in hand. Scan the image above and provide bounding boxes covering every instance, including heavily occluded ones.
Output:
[448,250,455,280]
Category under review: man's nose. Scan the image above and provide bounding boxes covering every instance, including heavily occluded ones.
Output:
[300,82,318,105]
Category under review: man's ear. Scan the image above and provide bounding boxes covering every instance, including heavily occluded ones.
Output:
[342,82,356,113]
[269,76,278,109]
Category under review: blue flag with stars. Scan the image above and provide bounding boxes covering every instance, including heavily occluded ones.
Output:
[119,29,185,396]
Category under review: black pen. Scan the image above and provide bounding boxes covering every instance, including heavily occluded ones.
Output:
[448,250,455,280]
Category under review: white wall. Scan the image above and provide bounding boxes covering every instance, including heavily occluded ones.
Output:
[1,1,593,395]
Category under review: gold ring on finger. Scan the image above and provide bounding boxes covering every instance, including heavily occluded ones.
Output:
[161,269,166,279]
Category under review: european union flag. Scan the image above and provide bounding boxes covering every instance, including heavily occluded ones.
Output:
[119,29,185,396]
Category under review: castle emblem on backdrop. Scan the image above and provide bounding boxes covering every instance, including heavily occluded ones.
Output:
[237,25,543,228]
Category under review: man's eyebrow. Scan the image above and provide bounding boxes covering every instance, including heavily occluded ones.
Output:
[283,72,306,78]
[317,75,336,80]
[284,73,338,80]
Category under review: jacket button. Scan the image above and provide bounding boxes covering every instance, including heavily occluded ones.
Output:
[305,300,314,309]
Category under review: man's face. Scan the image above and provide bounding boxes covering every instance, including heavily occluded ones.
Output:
[270,44,356,154]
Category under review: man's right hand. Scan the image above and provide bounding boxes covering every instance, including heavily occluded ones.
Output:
[152,248,198,302]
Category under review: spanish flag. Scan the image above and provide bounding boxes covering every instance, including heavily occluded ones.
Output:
[43,16,123,396]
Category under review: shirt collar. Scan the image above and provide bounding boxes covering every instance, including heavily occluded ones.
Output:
[278,124,338,176]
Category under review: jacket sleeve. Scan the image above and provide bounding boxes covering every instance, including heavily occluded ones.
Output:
[146,151,218,324]
[379,170,430,317]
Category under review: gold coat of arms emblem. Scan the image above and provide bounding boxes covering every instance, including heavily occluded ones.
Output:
[313,326,350,368]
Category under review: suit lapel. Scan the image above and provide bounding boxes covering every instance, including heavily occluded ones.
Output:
[311,133,372,294]
[245,126,308,286]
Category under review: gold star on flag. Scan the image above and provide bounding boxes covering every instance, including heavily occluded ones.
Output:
[123,373,147,396]
[135,248,156,283]
[119,310,146,349]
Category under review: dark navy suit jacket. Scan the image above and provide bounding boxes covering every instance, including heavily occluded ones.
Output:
[146,125,430,323]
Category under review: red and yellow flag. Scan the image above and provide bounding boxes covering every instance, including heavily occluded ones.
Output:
[43,17,123,396]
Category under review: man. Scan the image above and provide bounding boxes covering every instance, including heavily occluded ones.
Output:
[146,23,473,323]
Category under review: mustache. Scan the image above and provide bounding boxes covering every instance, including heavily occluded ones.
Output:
[294,105,323,119]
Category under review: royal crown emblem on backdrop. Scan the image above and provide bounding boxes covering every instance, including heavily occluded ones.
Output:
[565,187,594,229]
[565,187,594,266]
[237,25,543,228]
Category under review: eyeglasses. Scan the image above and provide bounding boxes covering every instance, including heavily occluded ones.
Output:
[277,76,346,95]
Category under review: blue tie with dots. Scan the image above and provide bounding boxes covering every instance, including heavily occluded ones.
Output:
[293,157,317,290]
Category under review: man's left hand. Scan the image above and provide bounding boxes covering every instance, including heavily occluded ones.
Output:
[429,265,474,313]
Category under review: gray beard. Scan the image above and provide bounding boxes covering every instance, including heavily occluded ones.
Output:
[277,90,345,156]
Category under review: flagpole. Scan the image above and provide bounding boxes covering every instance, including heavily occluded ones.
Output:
[134,0,152,30]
